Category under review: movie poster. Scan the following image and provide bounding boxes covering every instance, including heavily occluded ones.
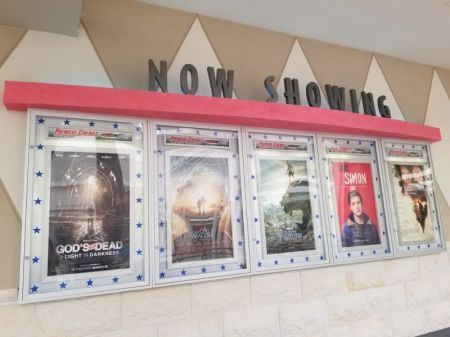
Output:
[332,162,381,248]
[168,155,233,263]
[389,164,434,244]
[258,158,315,254]
[48,151,130,276]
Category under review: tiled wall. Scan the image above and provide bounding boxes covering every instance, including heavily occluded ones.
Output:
[1,248,450,337]
[1,1,450,336]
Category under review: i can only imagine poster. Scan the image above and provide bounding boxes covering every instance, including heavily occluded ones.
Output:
[167,155,233,263]
[258,158,315,254]
[48,151,130,276]
[389,164,434,244]
[332,162,381,248]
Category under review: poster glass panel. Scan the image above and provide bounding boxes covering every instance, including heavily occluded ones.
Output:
[320,137,391,262]
[154,124,248,283]
[246,131,328,271]
[383,141,444,253]
[22,111,147,302]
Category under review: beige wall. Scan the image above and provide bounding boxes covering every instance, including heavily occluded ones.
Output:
[1,1,450,336]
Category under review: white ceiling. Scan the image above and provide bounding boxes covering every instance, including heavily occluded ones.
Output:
[140,0,450,69]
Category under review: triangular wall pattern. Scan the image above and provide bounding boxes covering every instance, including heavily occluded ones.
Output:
[298,37,372,112]
[276,40,329,108]
[82,0,195,90]
[0,179,21,290]
[0,27,113,211]
[376,54,433,124]
[199,15,294,101]
[425,70,450,207]
[168,18,236,97]
[0,25,26,68]
[436,184,450,242]
[359,56,404,120]
[436,67,450,100]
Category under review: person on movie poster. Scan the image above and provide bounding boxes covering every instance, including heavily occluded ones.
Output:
[48,151,130,276]
[169,156,233,263]
[259,159,315,254]
[390,164,434,243]
[332,162,381,247]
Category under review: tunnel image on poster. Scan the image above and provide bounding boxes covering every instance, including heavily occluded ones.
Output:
[258,159,315,254]
[168,155,233,263]
[48,151,130,276]
[332,162,381,248]
[389,164,434,244]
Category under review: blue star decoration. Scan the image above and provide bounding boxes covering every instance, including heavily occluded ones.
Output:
[159,220,165,227]
[34,198,42,205]
[86,279,94,286]
[238,241,243,246]
[136,274,143,281]
[235,196,240,201]
[181,269,187,276]
[159,247,165,253]
[347,252,351,257]
[136,125,142,132]
[373,250,377,255]
[136,173,142,179]
[31,285,39,293]
[64,119,70,125]
[158,173,163,178]
[136,249,143,255]
[136,197,142,203]
[257,261,262,267]
[239,263,246,269]
[38,117,45,124]
[136,222,143,229]
[274,260,279,265]
[220,264,226,271]
[112,276,119,283]
[320,255,325,260]
[290,258,295,263]
[201,267,207,273]
[89,121,95,127]
[32,256,40,264]
[256,240,260,245]
[159,272,166,279]
[33,227,41,234]
[236,218,241,223]
[158,197,164,202]
[59,282,67,289]
[254,217,259,223]
[113,123,119,129]
[35,171,43,177]
[37,144,44,150]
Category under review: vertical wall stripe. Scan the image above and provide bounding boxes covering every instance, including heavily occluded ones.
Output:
[276,39,329,108]
[436,183,450,241]
[0,179,21,290]
[376,54,433,124]
[199,15,294,101]
[81,0,196,90]
[298,37,372,112]
[167,18,236,97]
[436,68,450,100]
[359,56,404,120]
[0,25,27,68]
[425,71,450,213]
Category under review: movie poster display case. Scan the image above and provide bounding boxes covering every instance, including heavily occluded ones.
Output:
[20,110,148,302]
[318,136,392,262]
[382,141,445,255]
[151,122,249,284]
[245,130,329,271]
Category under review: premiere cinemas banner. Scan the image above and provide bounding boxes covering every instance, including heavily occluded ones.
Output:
[48,150,130,276]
